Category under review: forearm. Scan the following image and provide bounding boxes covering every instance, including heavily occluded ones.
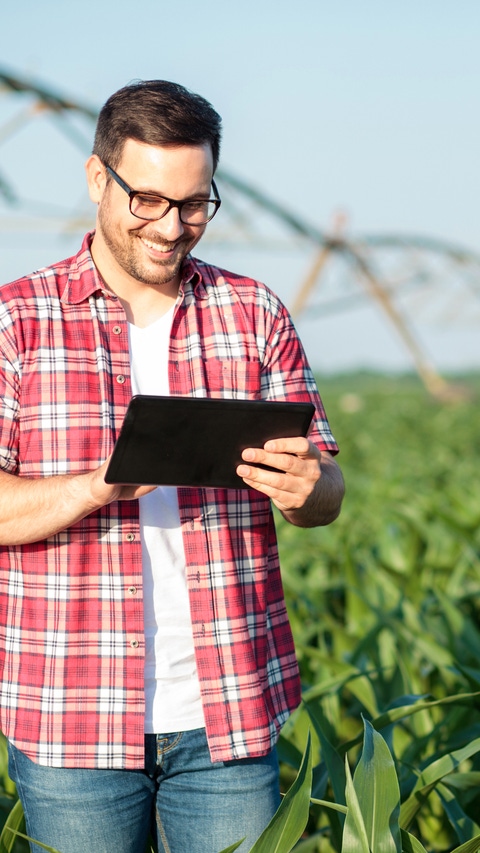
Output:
[0,468,105,545]
[0,460,158,546]
[280,451,345,528]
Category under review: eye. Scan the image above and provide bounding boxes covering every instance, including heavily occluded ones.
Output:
[136,194,167,207]
[183,201,208,211]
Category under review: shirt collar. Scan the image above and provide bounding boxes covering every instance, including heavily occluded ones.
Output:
[180,255,205,296]
[60,232,107,305]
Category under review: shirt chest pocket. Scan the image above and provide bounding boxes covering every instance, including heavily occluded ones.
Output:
[203,359,262,399]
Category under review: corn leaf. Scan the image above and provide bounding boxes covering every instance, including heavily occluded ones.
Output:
[400,829,429,852]
[309,797,347,814]
[248,733,313,853]
[443,771,480,791]
[301,667,364,703]
[342,754,370,853]
[286,834,327,853]
[353,719,401,852]
[343,675,379,719]
[447,837,480,853]
[400,736,480,828]
[0,799,24,853]
[304,697,346,849]
[304,699,346,805]
[2,828,61,853]
[276,733,303,771]
[341,692,480,754]
[436,780,480,842]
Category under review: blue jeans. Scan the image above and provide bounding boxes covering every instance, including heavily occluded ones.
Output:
[7,729,280,853]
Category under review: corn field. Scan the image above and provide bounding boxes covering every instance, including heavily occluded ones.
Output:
[0,372,479,853]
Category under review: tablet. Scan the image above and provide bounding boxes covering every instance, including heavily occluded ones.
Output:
[105,395,315,489]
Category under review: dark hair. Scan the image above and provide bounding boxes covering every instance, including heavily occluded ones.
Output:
[93,80,222,172]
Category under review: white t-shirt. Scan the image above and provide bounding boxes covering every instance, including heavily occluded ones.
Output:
[128,307,205,733]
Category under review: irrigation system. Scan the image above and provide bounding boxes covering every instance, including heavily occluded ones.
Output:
[1,67,479,398]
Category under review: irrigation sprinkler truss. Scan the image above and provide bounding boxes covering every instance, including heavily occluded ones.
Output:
[1,67,479,399]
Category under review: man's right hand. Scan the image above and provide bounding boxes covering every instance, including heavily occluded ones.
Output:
[88,456,158,506]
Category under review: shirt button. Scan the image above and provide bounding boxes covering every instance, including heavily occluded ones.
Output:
[128,586,137,595]
[130,639,139,648]
[112,326,122,335]
[126,533,135,542]
[116,374,126,384]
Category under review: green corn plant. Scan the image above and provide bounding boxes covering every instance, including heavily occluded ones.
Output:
[0,800,61,853]
[280,714,480,853]
[0,800,24,853]
[341,719,480,853]
[281,694,480,853]
[245,732,313,853]
[0,373,478,852]
[342,719,402,852]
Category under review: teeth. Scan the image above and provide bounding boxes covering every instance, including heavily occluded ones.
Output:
[141,237,174,252]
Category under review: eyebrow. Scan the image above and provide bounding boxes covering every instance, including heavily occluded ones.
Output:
[136,187,213,200]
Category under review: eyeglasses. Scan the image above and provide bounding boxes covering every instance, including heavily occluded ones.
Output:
[104,164,221,225]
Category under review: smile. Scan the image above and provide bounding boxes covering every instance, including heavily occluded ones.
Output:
[139,236,179,255]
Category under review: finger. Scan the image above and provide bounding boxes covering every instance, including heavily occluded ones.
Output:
[237,462,303,496]
[263,436,313,456]
[237,467,309,510]
[237,467,288,496]
[118,484,158,501]
[241,446,320,479]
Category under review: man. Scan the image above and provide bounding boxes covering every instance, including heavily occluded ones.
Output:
[0,81,344,853]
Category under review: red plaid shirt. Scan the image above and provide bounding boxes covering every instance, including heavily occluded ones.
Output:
[0,233,338,768]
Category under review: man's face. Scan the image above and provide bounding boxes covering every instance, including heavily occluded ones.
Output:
[90,138,214,292]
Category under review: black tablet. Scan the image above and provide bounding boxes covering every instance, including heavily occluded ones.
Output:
[105,395,315,489]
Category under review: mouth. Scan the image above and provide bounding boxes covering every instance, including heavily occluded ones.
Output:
[139,236,180,257]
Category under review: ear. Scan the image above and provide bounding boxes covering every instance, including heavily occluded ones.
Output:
[85,155,107,204]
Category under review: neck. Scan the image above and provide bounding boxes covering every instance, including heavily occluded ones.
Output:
[90,232,180,328]
[118,288,178,328]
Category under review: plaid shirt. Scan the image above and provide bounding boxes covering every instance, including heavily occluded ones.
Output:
[0,233,338,769]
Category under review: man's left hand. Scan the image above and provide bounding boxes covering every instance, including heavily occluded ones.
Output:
[236,438,344,526]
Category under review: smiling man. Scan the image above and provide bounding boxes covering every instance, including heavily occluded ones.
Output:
[0,80,344,853]
[88,140,215,318]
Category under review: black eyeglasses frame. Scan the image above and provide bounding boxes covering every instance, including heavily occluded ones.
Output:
[104,164,221,225]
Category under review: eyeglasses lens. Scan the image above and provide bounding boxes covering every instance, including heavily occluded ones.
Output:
[130,196,218,224]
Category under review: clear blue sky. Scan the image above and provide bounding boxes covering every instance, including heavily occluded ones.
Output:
[1,0,479,374]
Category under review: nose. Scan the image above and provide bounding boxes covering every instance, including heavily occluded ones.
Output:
[155,206,185,240]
